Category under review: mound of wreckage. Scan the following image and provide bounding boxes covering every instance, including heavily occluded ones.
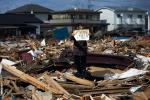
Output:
[0,36,149,100]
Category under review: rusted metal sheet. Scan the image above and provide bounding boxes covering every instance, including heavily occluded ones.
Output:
[54,50,133,69]
[86,53,133,67]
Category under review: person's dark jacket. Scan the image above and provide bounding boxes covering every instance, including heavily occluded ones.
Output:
[71,36,87,56]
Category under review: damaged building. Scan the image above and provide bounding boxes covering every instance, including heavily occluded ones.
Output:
[47,8,109,34]
[98,7,147,35]
[6,4,54,36]
[0,14,42,39]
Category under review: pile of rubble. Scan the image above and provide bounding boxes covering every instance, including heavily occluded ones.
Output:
[0,36,149,100]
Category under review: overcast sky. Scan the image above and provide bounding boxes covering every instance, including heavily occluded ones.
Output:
[0,0,150,13]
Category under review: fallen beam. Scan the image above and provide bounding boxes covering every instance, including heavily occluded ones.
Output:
[43,74,71,99]
[59,83,92,89]
[56,71,95,87]
[97,77,137,86]
[79,87,130,95]
[2,64,61,94]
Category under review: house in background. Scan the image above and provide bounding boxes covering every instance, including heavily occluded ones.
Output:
[6,4,109,36]
[146,12,150,35]
[6,4,54,35]
[0,14,42,38]
[48,8,109,34]
[98,7,147,34]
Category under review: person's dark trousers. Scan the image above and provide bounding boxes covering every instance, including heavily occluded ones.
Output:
[74,55,104,81]
[74,55,86,73]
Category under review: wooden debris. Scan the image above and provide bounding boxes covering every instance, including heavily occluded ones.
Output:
[0,36,150,99]
[80,95,94,100]
[2,64,62,94]
[97,76,137,86]
[133,87,150,100]
[56,71,95,87]
[59,82,92,89]
[10,81,20,93]
[32,90,52,100]
[42,73,71,99]
[79,87,130,95]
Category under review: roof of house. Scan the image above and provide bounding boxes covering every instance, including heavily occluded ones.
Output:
[52,8,101,14]
[6,4,54,14]
[98,6,147,13]
[0,14,43,25]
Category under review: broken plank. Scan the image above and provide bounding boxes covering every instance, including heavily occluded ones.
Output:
[59,82,92,89]
[2,64,61,94]
[79,87,130,95]
[56,71,95,87]
[97,77,137,86]
[43,74,71,99]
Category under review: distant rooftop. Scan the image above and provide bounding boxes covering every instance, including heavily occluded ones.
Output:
[98,6,147,12]
[0,14,43,25]
[6,4,54,14]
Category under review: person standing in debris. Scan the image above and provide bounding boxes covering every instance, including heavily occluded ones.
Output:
[71,36,87,73]
[70,26,89,78]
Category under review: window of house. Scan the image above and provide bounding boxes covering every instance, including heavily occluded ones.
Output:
[67,14,71,19]
[59,14,65,19]
[117,14,121,18]
[137,15,143,24]
[90,15,98,21]
[87,14,92,20]
[52,14,71,19]
[52,15,60,19]
[48,15,52,20]
[127,14,133,24]
[128,14,133,18]
[138,15,142,19]
[79,15,82,19]
[79,14,86,19]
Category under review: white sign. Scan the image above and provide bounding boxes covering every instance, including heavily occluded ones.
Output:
[73,29,89,41]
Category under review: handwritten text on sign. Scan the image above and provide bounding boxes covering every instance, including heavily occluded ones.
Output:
[73,29,89,41]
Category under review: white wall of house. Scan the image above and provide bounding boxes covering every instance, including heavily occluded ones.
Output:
[99,8,146,32]
[148,16,150,34]
[115,12,145,26]
[99,9,115,31]
[35,24,41,35]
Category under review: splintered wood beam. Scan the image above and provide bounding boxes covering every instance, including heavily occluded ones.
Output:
[59,83,92,89]
[43,74,71,99]
[56,71,95,87]
[97,77,137,86]
[2,64,61,94]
